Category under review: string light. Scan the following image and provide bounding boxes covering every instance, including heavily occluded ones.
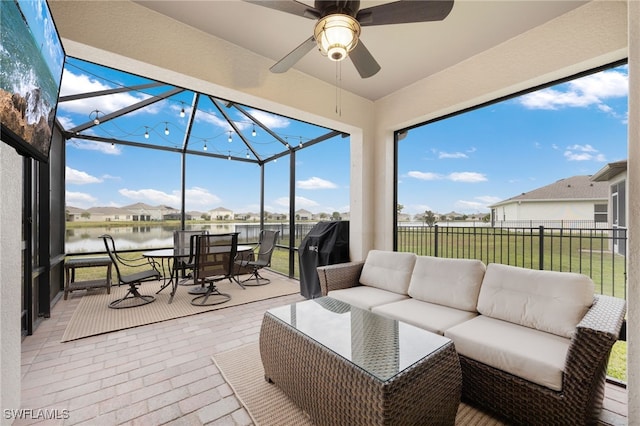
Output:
[144,126,149,139]
[227,151,231,160]
[164,122,170,135]
[203,140,207,151]
[179,102,185,118]
[90,109,102,125]
[228,131,233,143]
[252,124,256,137]
[246,151,250,158]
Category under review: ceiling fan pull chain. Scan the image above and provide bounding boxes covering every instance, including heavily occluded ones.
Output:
[335,61,342,116]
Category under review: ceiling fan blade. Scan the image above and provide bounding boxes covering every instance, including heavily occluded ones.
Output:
[349,41,381,79]
[357,0,454,26]
[270,36,317,73]
[243,1,320,19]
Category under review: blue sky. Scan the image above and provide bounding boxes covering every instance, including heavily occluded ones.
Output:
[59,59,627,217]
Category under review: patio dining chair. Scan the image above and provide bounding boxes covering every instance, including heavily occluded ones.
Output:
[100,234,161,309]
[234,230,279,286]
[191,232,238,306]
[173,230,208,285]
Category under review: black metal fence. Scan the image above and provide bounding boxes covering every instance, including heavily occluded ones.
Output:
[397,225,627,300]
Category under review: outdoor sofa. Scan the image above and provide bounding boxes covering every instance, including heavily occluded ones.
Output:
[317,250,626,425]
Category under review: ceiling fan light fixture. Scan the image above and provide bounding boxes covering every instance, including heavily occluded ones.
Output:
[314,14,360,62]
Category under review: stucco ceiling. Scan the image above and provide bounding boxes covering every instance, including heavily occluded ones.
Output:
[129,1,587,101]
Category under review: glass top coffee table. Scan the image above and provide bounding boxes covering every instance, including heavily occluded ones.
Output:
[259,297,462,425]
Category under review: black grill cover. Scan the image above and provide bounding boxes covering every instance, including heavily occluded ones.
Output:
[299,221,349,299]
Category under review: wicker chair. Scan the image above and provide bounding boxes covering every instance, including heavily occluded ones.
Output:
[100,234,161,309]
[235,230,279,286]
[457,294,626,426]
[191,232,238,306]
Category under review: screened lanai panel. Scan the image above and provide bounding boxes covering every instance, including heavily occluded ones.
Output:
[295,135,350,222]
[58,57,338,163]
[183,153,261,234]
[65,144,181,252]
[59,57,347,264]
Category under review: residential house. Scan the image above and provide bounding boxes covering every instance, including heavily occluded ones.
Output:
[187,211,207,221]
[122,202,160,221]
[235,212,261,221]
[85,206,134,222]
[295,209,313,221]
[65,206,90,222]
[591,160,628,255]
[209,207,234,221]
[489,175,609,227]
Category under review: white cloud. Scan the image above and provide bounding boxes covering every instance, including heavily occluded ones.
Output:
[567,144,597,152]
[438,151,468,159]
[475,195,502,204]
[58,69,156,117]
[66,139,122,155]
[246,109,291,129]
[119,186,221,210]
[518,68,628,112]
[408,171,442,180]
[185,187,222,209]
[196,109,233,131]
[66,167,102,185]
[447,172,487,182]
[66,191,98,208]
[297,177,337,189]
[563,144,607,162]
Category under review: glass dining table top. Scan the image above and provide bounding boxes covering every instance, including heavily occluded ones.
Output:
[265,297,452,382]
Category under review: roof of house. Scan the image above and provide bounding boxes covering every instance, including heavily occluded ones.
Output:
[87,206,131,215]
[122,202,155,210]
[490,175,609,207]
[591,160,627,182]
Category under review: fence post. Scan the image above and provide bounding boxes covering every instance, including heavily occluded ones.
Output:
[434,225,439,257]
[538,226,544,270]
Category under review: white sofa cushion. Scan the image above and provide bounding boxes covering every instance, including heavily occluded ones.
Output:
[359,250,417,295]
[408,256,486,312]
[372,299,478,335]
[445,315,571,391]
[328,286,409,311]
[477,263,594,338]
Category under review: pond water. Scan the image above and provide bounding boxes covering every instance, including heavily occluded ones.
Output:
[65,222,295,253]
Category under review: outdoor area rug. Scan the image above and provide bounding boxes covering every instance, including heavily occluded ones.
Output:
[213,342,506,426]
[61,275,299,342]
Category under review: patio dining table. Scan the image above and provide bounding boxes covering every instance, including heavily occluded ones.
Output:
[143,245,253,303]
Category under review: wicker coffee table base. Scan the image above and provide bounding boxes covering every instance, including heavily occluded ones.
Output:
[259,312,462,426]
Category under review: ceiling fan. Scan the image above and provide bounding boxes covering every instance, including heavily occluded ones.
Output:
[245,1,455,78]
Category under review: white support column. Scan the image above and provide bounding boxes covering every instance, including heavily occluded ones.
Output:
[0,143,23,425]
[626,0,639,422]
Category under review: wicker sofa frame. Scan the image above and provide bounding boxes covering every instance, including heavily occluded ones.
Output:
[317,261,627,425]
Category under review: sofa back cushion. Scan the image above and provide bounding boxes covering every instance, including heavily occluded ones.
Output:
[408,256,486,312]
[477,263,594,338]
[359,250,417,295]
